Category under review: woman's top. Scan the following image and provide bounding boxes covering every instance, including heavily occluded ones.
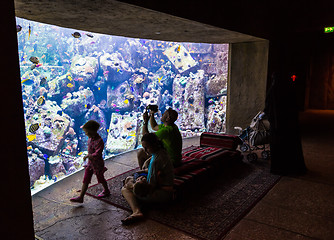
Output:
[146,148,174,189]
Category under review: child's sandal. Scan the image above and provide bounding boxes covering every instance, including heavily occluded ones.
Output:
[70,196,84,203]
[97,190,110,198]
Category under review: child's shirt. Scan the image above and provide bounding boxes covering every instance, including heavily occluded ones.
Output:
[87,134,106,174]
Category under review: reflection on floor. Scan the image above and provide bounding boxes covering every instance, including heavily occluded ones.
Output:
[32,111,334,239]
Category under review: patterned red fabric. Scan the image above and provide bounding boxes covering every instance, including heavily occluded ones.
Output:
[200,132,242,150]
[174,156,204,176]
[172,134,242,193]
[183,146,236,164]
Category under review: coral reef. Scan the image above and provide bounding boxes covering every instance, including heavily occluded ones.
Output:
[105,112,139,154]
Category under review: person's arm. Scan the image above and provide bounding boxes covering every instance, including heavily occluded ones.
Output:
[142,111,149,135]
[88,138,104,160]
[149,113,159,131]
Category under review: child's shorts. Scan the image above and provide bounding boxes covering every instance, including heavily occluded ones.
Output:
[83,167,107,184]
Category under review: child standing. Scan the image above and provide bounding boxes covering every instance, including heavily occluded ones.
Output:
[70,120,110,203]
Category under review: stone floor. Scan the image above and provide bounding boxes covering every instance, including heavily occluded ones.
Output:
[32,110,334,240]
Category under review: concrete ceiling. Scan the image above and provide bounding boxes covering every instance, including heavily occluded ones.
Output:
[14,0,263,44]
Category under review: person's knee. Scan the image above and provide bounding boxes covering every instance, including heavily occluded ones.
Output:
[137,148,146,159]
[121,186,128,195]
[137,148,149,168]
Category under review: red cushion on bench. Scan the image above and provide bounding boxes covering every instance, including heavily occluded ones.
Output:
[182,146,238,165]
[174,156,205,176]
[200,132,242,150]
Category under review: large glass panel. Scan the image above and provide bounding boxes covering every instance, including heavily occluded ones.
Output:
[16,17,229,194]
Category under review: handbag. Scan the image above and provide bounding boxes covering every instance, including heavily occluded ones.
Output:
[249,130,270,146]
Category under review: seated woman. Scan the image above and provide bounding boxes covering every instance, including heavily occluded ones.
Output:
[121,133,174,225]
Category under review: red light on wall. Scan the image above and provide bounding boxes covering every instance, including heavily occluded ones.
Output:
[291,75,297,82]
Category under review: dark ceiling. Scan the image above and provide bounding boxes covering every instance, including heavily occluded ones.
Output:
[14,0,264,43]
[118,0,334,40]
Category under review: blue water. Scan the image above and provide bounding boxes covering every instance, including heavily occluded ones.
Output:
[16,17,229,193]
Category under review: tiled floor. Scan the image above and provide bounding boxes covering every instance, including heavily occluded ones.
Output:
[225,110,334,240]
[32,110,334,240]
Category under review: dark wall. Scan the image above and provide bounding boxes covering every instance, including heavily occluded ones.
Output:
[1,1,35,239]
[307,34,334,109]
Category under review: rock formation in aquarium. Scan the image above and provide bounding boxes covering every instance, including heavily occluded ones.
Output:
[105,112,139,154]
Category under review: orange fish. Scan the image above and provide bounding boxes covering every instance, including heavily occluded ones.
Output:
[29,49,34,53]
[47,44,52,49]
[41,55,45,59]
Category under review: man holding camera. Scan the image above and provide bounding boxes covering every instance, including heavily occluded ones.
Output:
[138,105,182,168]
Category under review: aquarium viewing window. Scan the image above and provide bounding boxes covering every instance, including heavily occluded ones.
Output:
[16,17,229,195]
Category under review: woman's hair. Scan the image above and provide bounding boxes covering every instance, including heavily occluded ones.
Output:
[82,120,100,132]
[141,133,164,149]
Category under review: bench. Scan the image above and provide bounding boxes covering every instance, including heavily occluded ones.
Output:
[173,132,242,197]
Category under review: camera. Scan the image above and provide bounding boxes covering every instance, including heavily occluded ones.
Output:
[146,104,158,112]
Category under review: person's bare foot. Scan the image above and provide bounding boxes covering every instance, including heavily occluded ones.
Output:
[70,196,84,203]
[121,213,144,225]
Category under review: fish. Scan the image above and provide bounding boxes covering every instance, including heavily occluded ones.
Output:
[67,75,73,81]
[16,25,22,33]
[28,25,31,40]
[27,134,36,141]
[29,56,39,64]
[27,146,33,150]
[77,77,84,81]
[129,132,136,137]
[86,33,94,38]
[67,83,74,88]
[85,104,91,109]
[176,45,181,52]
[78,152,83,156]
[29,123,39,133]
[30,64,36,70]
[103,70,109,75]
[46,44,52,49]
[43,154,48,159]
[29,49,34,53]
[36,96,45,106]
[126,135,134,140]
[124,99,129,104]
[72,32,81,38]
[41,54,46,59]
[21,78,34,86]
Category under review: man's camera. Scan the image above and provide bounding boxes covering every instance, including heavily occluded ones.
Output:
[146,104,158,112]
